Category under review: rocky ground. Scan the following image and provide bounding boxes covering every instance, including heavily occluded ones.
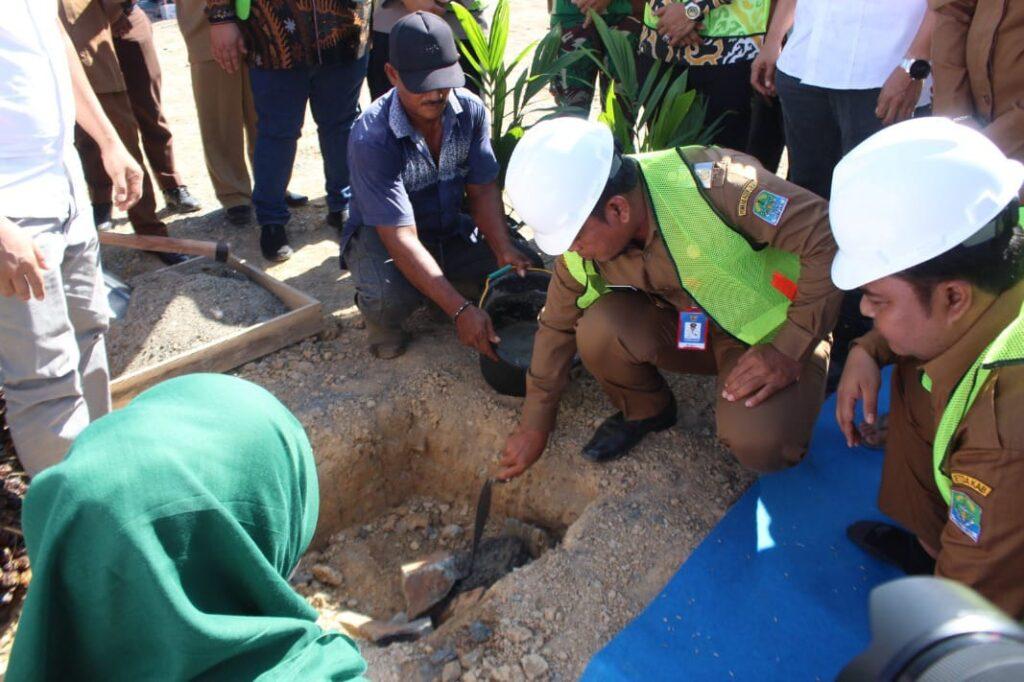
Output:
[0,5,762,679]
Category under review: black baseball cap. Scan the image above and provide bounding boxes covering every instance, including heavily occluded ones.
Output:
[389,11,465,94]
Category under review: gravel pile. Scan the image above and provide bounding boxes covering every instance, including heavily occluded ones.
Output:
[107,263,288,377]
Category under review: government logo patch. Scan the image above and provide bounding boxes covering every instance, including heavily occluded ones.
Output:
[950,490,982,543]
[752,190,788,226]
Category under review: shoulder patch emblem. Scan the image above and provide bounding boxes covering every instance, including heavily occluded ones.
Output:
[949,490,982,543]
[737,180,757,216]
[752,190,789,226]
[951,472,992,497]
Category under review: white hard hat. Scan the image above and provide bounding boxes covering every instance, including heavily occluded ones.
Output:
[830,117,1024,290]
[506,117,614,255]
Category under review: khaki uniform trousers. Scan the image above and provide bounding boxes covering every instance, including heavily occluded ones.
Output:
[576,292,830,472]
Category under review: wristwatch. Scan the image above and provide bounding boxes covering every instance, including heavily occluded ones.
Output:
[683,2,702,20]
[900,57,931,80]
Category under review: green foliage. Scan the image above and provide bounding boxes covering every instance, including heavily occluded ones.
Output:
[451,0,589,186]
[588,11,718,153]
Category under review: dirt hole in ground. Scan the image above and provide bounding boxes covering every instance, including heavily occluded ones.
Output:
[293,492,563,646]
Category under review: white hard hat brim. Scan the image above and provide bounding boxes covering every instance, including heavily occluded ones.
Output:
[831,249,891,291]
[534,220,581,256]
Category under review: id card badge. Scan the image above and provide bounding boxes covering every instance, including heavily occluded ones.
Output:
[677,307,708,351]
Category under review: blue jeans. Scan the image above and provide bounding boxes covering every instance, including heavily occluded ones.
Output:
[249,54,368,226]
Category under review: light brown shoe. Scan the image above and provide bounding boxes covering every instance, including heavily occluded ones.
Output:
[366,320,408,360]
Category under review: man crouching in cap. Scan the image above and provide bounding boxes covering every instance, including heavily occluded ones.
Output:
[340,11,540,359]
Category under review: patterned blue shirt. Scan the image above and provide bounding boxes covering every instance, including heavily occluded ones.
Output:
[342,88,499,262]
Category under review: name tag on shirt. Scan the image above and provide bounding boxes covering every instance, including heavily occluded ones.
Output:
[677,308,708,351]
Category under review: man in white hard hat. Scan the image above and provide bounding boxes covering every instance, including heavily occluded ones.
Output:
[497,117,842,478]
[833,117,1024,619]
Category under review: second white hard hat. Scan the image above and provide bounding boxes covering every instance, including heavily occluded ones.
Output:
[505,117,615,255]
[830,117,1024,291]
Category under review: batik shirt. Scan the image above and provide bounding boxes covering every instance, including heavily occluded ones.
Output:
[638,0,764,67]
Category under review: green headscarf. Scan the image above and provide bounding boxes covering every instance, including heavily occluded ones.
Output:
[8,374,366,681]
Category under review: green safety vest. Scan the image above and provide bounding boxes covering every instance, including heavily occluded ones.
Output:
[928,301,1024,505]
[563,147,800,347]
[643,0,769,39]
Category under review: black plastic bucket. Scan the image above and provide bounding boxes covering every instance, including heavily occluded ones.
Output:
[478,267,551,397]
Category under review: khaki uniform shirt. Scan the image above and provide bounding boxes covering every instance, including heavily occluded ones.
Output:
[930,0,1024,163]
[59,0,126,95]
[521,148,841,432]
[856,281,1024,617]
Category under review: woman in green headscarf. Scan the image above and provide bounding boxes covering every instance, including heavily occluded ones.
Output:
[7,374,367,681]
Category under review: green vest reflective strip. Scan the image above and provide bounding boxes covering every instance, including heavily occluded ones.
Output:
[643,0,769,38]
[235,0,250,20]
[929,208,1024,505]
[562,147,800,346]
[930,302,1024,506]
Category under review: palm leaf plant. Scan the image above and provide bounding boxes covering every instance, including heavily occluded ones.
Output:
[588,11,718,153]
[450,0,590,187]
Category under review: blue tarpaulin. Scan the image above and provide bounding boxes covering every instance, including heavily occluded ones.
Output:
[583,373,901,681]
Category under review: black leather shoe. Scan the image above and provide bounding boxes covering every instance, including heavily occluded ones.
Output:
[153,251,190,266]
[326,207,349,231]
[225,204,253,226]
[847,521,936,575]
[164,186,202,214]
[285,190,309,207]
[582,395,677,463]
[260,224,293,262]
[93,202,113,231]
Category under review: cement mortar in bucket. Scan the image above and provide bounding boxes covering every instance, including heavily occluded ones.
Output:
[478,266,551,397]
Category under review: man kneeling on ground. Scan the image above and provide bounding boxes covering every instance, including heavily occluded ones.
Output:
[834,118,1024,619]
[497,117,842,479]
[342,11,539,359]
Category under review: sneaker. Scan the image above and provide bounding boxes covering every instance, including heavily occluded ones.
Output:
[260,224,293,262]
[93,202,113,231]
[846,521,936,575]
[164,186,202,214]
[582,394,678,463]
[285,190,309,207]
[225,204,253,226]
[326,207,349,231]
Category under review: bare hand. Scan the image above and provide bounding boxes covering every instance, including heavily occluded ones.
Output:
[496,245,533,277]
[875,67,922,126]
[455,304,501,361]
[721,344,801,408]
[835,345,882,448]
[401,0,447,16]
[498,427,549,480]
[654,4,703,49]
[0,218,48,301]
[751,41,782,97]
[99,140,143,211]
[575,0,612,27]
[210,22,248,74]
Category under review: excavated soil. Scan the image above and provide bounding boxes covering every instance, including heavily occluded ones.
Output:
[0,9,761,679]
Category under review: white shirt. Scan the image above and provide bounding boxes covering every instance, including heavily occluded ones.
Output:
[777,0,928,91]
[0,0,85,220]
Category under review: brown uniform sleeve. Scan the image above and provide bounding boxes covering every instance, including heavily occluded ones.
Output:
[850,328,898,367]
[700,151,842,363]
[936,368,1024,619]
[983,105,1024,165]
[520,257,587,433]
[930,0,978,119]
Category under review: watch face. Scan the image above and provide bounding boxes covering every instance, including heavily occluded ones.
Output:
[910,59,931,80]
[684,4,702,20]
